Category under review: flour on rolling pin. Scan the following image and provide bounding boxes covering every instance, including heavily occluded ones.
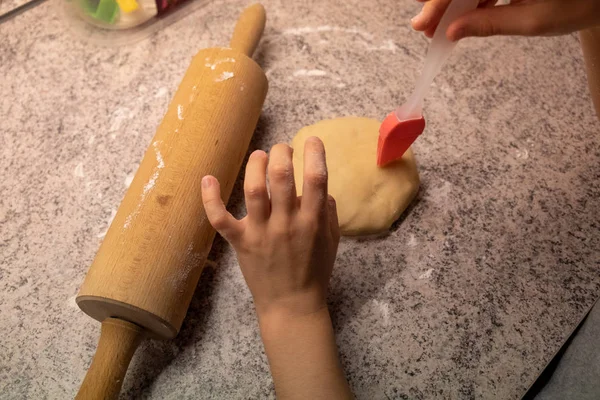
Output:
[215,71,235,82]
[205,56,237,70]
[204,52,238,82]
[125,52,242,230]
[123,140,165,229]
[170,57,239,124]
[169,243,209,295]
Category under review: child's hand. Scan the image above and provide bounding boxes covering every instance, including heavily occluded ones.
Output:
[202,138,351,399]
[201,137,340,319]
[411,0,600,41]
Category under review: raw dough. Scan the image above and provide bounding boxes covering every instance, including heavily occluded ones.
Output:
[291,117,420,236]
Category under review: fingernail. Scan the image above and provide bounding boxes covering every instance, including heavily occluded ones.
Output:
[306,136,323,145]
[202,176,211,188]
[251,149,267,159]
[411,9,423,25]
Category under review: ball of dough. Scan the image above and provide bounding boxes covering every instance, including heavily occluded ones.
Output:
[291,117,420,236]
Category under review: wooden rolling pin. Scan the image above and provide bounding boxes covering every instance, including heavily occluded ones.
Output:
[75,4,268,399]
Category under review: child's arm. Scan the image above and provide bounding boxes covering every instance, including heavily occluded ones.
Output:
[259,307,351,400]
[201,137,352,400]
[411,0,600,41]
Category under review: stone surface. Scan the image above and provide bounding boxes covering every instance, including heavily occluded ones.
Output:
[0,0,29,16]
[1,0,599,399]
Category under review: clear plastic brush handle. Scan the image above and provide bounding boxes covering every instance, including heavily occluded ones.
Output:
[397,0,480,119]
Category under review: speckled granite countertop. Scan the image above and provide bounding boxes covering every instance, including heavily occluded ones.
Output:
[0,0,28,16]
[1,0,599,399]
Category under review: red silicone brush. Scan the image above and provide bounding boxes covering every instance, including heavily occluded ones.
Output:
[377,0,479,166]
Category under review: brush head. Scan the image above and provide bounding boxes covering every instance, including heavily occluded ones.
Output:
[377,112,425,167]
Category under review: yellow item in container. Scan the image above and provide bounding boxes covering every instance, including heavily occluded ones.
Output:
[116,0,139,13]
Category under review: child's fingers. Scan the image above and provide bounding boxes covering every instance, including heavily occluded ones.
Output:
[447,1,598,41]
[201,175,243,242]
[301,137,328,217]
[244,150,270,222]
[411,0,452,32]
[413,0,496,35]
[447,3,539,40]
[327,195,340,242]
[267,144,297,217]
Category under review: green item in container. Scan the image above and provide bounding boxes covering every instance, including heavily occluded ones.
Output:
[79,0,119,24]
[93,0,119,23]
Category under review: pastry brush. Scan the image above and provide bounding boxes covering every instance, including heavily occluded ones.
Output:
[377,0,479,166]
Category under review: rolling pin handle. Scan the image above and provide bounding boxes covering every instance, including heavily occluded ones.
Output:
[229,3,266,57]
[76,318,144,400]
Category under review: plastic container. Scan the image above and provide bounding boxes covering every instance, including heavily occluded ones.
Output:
[62,0,208,43]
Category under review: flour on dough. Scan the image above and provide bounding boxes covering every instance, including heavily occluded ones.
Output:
[291,117,420,236]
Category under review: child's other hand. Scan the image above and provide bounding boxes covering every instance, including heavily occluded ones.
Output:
[201,137,340,320]
[411,0,600,41]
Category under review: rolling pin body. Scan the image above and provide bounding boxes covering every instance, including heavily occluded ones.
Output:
[78,43,267,337]
[75,4,267,399]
